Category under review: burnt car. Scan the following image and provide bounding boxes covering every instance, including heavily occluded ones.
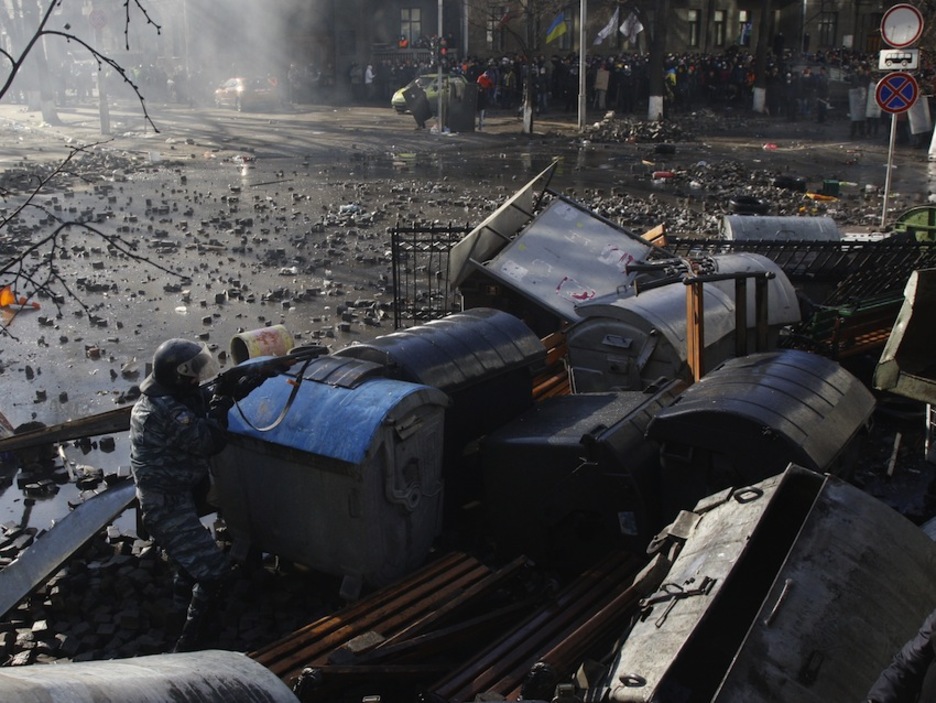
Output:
[214,76,280,111]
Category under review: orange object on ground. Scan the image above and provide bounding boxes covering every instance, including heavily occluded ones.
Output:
[0,285,41,310]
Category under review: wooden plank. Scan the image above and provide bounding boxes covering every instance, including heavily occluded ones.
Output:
[0,406,132,452]
[258,556,494,681]
[250,552,478,665]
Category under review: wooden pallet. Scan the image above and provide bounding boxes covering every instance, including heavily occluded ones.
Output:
[250,552,531,698]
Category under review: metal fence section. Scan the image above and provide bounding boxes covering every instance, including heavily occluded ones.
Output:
[665,238,936,306]
[390,221,472,329]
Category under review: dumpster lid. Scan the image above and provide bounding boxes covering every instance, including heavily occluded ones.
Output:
[227,377,449,464]
[449,162,555,288]
[647,349,875,470]
[479,197,666,322]
[873,267,936,403]
[605,465,936,702]
[336,308,545,391]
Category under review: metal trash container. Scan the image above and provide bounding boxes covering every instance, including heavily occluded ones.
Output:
[566,253,801,392]
[720,215,841,241]
[212,364,449,588]
[647,348,875,521]
[336,308,544,445]
[600,466,936,703]
[403,85,432,128]
[337,309,545,517]
[480,381,686,568]
[444,81,477,132]
[0,650,297,702]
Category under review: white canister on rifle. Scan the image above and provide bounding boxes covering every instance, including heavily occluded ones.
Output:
[230,324,295,364]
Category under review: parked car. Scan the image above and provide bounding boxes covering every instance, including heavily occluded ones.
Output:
[214,76,280,111]
[391,73,468,113]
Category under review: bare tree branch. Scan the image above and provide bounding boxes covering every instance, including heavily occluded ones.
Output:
[0,0,161,132]
[0,1,181,340]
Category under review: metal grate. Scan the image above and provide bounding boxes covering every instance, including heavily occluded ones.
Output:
[665,238,936,306]
[390,221,472,329]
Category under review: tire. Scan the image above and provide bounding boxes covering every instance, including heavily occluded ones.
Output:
[772,175,807,193]
[729,195,770,215]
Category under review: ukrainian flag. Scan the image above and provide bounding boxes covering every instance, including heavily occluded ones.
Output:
[546,11,567,44]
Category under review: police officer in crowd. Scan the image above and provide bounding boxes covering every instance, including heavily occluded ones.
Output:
[129,338,251,652]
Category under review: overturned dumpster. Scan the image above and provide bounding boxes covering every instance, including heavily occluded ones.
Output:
[443,163,802,392]
[647,349,875,520]
[598,465,936,702]
[719,215,840,242]
[211,358,449,590]
[873,267,936,404]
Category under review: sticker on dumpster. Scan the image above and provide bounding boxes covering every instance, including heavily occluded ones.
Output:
[484,197,654,321]
[500,260,528,282]
[599,244,637,273]
[556,276,596,302]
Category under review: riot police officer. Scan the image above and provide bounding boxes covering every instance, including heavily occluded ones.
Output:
[130,338,239,652]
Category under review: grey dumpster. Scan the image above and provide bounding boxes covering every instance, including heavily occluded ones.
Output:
[212,367,449,588]
[720,215,841,241]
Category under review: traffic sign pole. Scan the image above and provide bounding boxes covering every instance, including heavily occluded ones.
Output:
[883,113,898,229]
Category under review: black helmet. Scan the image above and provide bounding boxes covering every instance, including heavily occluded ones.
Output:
[142,338,219,394]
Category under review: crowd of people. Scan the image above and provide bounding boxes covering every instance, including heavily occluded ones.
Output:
[349,45,934,135]
[37,43,936,145]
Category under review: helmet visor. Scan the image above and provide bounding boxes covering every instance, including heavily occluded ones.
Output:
[176,344,220,383]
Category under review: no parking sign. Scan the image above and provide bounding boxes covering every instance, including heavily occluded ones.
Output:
[876,71,919,114]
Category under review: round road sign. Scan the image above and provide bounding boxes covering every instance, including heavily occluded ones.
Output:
[881,3,924,49]
[876,71,919,114]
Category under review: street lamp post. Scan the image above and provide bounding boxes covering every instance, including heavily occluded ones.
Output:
[578,0,586,131]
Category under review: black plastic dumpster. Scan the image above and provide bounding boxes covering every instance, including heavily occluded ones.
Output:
[403,85,432,128]
[480,380,686,569]
[647,348,875,521]
[336,308,546,518]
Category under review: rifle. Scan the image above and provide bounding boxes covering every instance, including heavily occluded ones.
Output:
[207,344,329,401]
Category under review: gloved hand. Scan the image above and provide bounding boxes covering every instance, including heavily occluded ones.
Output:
[231,373,268,401]
[215,371,268,402]
[208,394,235,427]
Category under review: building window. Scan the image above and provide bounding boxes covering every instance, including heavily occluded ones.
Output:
[401,8,421,46]
[713,10,725,47]
[818,12,837,48]
[687,9,700,48]
[737,9,751,47]
[487,6,509,52]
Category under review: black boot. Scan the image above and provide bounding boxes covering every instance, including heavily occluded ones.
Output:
[173,580,222,652]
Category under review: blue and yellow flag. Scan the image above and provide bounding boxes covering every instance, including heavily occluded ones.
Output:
[546,11,567,44]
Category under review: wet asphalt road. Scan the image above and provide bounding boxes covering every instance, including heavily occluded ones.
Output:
[2,97,935,530]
